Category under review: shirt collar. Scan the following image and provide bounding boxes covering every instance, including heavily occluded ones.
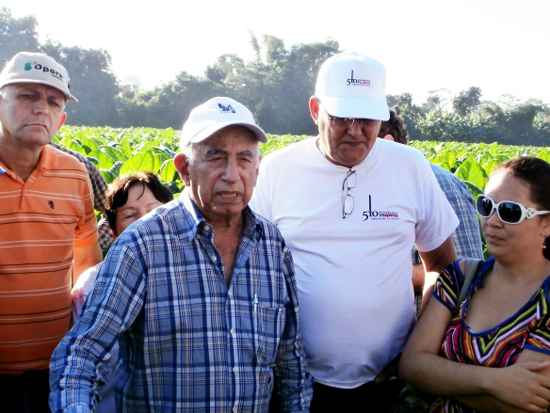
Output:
[177,189,263,242]
[0,144,58,182]
[39,144,59,171]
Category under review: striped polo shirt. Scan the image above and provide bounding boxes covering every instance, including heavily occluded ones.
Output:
[0,144,98,374]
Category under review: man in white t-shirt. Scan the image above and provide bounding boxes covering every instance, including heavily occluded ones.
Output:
[250,52,459,412]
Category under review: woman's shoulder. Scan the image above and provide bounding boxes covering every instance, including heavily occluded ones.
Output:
[434,258,492,309]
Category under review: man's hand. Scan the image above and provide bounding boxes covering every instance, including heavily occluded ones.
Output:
[374,355,401,384]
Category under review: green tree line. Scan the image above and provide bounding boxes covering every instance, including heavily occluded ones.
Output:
[2,7,549,146]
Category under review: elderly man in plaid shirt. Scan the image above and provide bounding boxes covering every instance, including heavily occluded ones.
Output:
[49,97,313,413]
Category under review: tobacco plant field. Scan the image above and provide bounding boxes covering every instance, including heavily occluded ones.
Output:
[54,125,550,198]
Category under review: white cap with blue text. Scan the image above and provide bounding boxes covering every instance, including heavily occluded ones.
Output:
[0,52,77,102]
[315,52,389,121]
[180,97,268,150]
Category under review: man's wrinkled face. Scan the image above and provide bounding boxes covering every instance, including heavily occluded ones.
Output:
[175,125,261,225]
[310,97,381,168]
[0,83,66,148]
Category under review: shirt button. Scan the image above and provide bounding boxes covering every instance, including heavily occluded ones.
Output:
[212,255,217,261]
[230,328,236,335]
[204,224,211,231]
[233,408,238,413]
[233,367,238,373]
[228,290,233,296]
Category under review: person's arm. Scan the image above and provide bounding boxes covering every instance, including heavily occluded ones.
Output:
[412,263,426,293]
[414,157,460,291]
[419,236,458,299]
[50,241,147,413]
[400,267,550,412]
[455,349,550,412]
[71,165,103,281]
[275,247,314,412]
[73,241,102,282]
[419,236,457,275]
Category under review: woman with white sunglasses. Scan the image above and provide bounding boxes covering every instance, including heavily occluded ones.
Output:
[399,156,550,413]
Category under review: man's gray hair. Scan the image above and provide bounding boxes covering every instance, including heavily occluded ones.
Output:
[181,142,199,165]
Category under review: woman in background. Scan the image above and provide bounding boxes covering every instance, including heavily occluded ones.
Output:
[400,156,550,413]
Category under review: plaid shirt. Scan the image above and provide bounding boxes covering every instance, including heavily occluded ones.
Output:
[49,191,313,413]
[50,143,113,249]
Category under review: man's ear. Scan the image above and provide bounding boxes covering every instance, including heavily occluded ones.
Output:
[382,133,395,142]
[256,155,262,178]
[58,113,67,130]
[173,153,191,186]
[309,96,320,124]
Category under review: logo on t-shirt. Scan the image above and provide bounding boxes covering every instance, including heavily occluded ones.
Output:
[48,200,55,209]
[362,195,399,221]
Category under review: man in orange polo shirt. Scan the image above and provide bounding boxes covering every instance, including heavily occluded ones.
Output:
[0,52,102,412]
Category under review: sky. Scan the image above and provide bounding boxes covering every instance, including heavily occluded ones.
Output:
[2,0,549,106]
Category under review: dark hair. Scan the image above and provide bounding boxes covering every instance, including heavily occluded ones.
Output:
[378,109,409,145]
[105,172,173,232]
[494,156,550,260]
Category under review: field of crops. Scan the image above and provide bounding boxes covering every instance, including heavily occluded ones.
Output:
[54,125,550,198]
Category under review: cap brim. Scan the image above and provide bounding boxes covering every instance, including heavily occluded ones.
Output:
[189,121,268,145]
[321,96,389,121]
[0,79,78,102]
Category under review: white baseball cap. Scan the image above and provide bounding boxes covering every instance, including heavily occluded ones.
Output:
[0,52,77,102]
[315,52,389,121]
[180,97,268,150]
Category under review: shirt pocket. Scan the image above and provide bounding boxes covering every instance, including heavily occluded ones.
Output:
[254,304,286,366]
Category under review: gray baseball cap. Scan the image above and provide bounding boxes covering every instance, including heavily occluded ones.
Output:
[0,52,77,102]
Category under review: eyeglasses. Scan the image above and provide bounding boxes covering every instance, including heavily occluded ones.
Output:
[329,115,371,129]
[342,169,356,219]
[476,195,550,225]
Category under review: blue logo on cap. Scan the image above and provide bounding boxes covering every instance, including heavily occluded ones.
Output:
[218,103,236,113]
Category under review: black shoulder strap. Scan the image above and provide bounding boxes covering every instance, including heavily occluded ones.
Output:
[454,258,483,315]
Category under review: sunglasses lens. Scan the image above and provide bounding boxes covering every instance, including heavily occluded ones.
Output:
[477,196,493,217]
[498,202,523,224]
